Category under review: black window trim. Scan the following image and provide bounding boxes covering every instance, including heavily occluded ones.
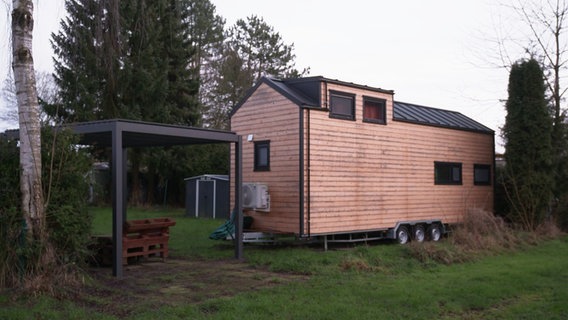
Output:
[329,90,356,121]
[362,95,387,125]
[434,161,463,185]
[254,140,270,172]
[473,164,491,186]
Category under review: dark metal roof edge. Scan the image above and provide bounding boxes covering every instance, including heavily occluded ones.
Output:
[284,76,395,95]
[230,77,319,118]
[70,118,235,135]
[263,77,318,107]
[392,118,495,135]
[6,119,239,143]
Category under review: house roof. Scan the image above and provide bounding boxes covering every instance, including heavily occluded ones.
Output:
[393,101,493,133]
[264,77,318,108]
[231,76,394,116]
[232,76,493,134]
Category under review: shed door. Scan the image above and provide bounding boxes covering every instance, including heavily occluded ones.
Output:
[197,180,215,218]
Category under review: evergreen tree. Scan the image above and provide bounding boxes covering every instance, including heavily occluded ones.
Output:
[204,15,308,129]
[186,0,225,99]
[502,58,554,230]
[51,0,122,122]
[52,0,200,125]
[52,0,202,205]
[228,15,302,81]
[158,0,201,126]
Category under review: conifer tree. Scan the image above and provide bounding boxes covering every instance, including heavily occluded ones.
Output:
[502,58,554,230]
[204,15,308,129]
[52,0,200,125]
[52,0,202,205]
[51,0,122,122]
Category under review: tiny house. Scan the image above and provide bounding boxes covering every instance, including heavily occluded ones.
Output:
[230,76,494,243]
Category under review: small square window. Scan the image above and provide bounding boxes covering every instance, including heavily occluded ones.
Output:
[329,91,355,120]
[363,96,386,124]
[474,164,491,185]
[254,140,270,171]
[435,162,462,185]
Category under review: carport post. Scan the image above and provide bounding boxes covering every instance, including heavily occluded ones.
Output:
[235,136,243,260]
[111,126,124,278]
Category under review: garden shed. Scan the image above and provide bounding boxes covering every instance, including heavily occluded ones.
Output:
[185,174,229,219]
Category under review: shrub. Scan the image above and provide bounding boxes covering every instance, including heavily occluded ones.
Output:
[451,208,517,251]
[407,208,565,265]
[0,128,92,290]
[42,128,93,265]
[0,138,23,288]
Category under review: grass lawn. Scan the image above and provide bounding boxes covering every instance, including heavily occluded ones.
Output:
[1,207,567,319]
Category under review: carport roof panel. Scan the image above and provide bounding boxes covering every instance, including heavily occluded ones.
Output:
[71,119,238,148]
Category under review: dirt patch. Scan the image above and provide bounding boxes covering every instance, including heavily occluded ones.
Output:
[80,258,307,318]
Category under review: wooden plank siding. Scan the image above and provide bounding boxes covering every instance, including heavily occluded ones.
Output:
[231,83,301,234]
[304,83,493,235]
[231,79,494,236]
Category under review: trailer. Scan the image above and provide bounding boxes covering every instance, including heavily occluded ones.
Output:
[230,76,494,244]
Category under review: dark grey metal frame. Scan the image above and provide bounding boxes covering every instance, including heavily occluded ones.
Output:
[70,119,243,278]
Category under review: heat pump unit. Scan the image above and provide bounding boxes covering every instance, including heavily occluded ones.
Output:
[242,183,270,212]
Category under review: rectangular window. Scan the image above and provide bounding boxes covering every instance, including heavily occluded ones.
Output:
[435,162,462,185]
[474,164,491,185]
[363,96,386,124]
[329,90,355,120]
[254,140,270,171]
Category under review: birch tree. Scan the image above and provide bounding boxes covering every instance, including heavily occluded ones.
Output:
[11,0,54,272]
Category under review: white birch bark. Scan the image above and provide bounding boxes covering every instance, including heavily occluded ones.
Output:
[11,0,45,239]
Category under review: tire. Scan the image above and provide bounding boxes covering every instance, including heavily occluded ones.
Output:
[396,226,410,244]
[427,224,442,242]
[412,225,426,243]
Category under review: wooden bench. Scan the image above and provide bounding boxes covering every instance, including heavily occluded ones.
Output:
[122,218,176,265]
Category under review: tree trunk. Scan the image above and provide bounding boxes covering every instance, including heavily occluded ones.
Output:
[130,150,144,206]
[12,0,50,260]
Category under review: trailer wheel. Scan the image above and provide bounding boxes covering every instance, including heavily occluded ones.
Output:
[412,225,425,243]
[396,226,410,244]
[427,224,442,242]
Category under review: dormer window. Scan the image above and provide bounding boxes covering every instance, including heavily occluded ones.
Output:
[363,96,386,124]
[329,90,355,120]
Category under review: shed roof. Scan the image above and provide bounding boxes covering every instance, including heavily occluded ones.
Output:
[184,174,229,181]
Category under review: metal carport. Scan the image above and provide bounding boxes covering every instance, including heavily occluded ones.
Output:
[70,119,243,278]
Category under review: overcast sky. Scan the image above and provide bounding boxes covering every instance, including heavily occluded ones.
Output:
[1,1,536,152]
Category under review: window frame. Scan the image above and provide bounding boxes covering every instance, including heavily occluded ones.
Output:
[473,164,491,186]
[362,96,387,125]
[434,161,462,185]
[254,140,270,172]
[329,90,356,121]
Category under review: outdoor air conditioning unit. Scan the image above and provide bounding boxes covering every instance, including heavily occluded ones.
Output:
[242,183,270,212]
